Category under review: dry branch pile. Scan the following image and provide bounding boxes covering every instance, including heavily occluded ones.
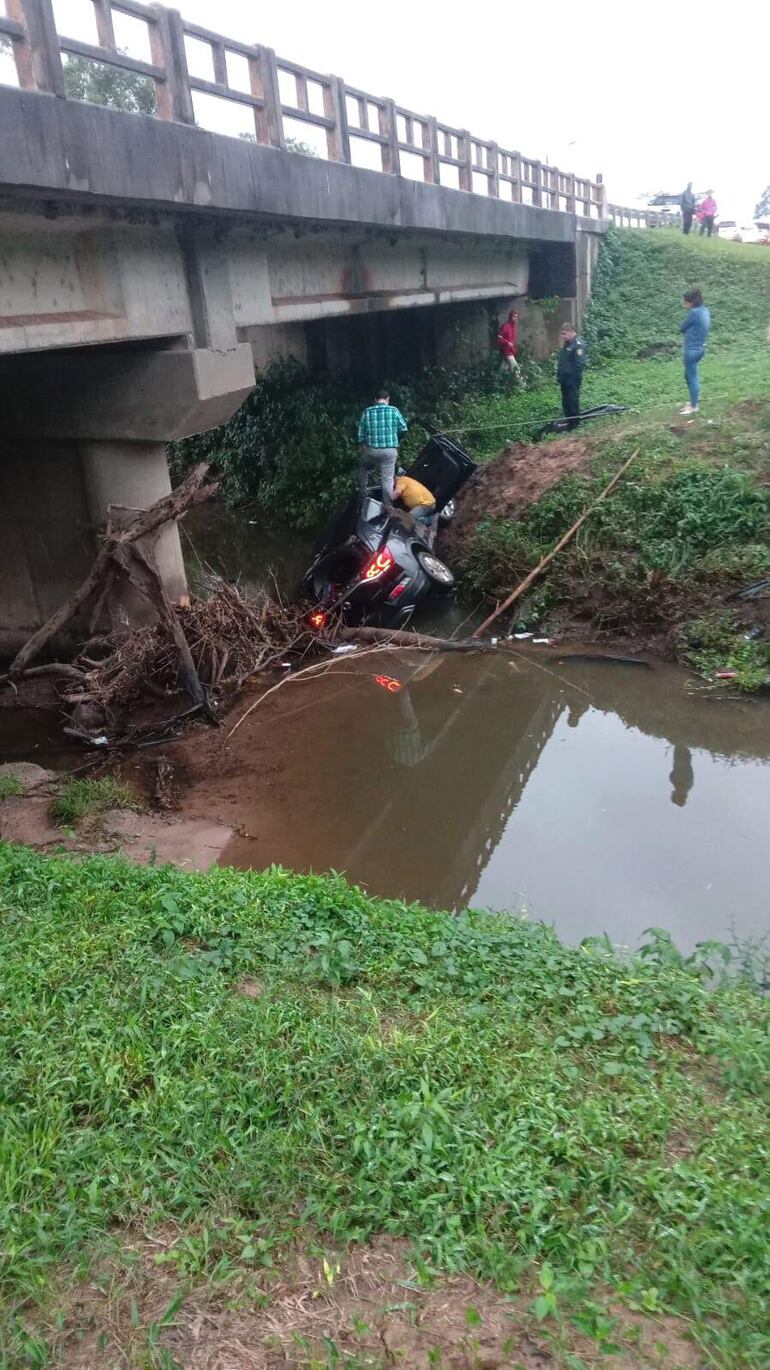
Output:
[69,582,329,721]
[2,461,343,744]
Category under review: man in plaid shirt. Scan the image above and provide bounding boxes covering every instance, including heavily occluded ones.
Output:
[357,388,408,504]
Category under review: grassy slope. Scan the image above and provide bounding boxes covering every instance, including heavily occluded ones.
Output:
[1,844,769,1366]
[456,231,770,684]
[450,229,770,456]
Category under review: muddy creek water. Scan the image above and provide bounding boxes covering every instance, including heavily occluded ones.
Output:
[176,507,770,951]
[6,507,765,953]
[179,647,768,953]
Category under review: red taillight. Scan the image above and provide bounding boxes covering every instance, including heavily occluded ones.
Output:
[308,609,328,630]
[361,547,395,581]
[388,581,407,601]
[374,674,403,693]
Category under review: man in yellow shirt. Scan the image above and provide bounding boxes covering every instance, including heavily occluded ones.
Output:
[393,474,436,526]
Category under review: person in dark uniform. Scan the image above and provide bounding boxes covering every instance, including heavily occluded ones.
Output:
[557,324,587,430]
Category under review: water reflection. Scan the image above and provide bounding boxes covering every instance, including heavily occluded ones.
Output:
[670,744,694,809]
[215,649,769,950]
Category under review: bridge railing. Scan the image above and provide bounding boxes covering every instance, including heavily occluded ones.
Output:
[1,0,607,217]
[608,204,683,229]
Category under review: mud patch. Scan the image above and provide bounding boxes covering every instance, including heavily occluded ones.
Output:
[440,436,593,561]
[0,789,234,870]
[36,1233,702,1369]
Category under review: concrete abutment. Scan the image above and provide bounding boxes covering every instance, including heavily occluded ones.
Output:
[0,344,255,655]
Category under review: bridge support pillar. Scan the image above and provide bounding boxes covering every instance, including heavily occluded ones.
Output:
[1,343,255,654]
[80,440,189,622]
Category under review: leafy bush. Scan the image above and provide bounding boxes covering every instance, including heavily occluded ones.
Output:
[170,357,526,527]
[461,454,769,601]
[677,613,769,691]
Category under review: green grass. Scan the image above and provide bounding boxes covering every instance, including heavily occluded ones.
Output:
[49,776,133,827]
[0,844,768,1365]
[0,776,23,801]
[455,230,770,682]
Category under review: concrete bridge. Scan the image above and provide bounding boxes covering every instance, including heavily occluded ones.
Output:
[0,0,611,651]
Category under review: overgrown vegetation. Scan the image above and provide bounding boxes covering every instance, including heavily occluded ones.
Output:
[49,776,133,828]
[584,227,770,362]
[0,775,23,802]
[170,354,541,528]
[0,843,768,1366]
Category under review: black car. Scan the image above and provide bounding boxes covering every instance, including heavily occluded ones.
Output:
[301,435,477,627]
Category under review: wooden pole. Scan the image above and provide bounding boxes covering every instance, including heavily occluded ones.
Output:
[471,449,639,640]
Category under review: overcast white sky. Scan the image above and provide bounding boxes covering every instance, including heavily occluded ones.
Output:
[9,0,768,221]
[175,0,766,221]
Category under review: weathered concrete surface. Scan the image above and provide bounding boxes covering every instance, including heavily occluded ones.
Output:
[2,346,256,440]
[0,87,598,363]
[0,86,587,242]
[0,440,95,653]
[81,441,188,613]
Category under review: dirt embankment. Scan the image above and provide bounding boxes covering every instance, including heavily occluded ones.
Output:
[440,435,593,561]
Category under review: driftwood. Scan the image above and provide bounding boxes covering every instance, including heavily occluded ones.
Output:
[472,449,640,639]
[341,626,487,653]
[9,463,218,683]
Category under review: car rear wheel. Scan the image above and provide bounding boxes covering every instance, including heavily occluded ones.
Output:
[415,549,455,590]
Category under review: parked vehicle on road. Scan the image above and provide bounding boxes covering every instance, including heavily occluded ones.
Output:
[301,435,477,626]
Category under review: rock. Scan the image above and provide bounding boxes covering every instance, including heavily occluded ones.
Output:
[0,761,57,793]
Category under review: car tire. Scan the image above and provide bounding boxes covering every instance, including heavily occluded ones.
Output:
[415,549,455,591]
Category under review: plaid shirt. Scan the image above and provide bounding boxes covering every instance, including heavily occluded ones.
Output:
[357,402,408,449]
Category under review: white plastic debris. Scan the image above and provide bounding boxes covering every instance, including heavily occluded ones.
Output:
[513,631,533,640]
[533,637,555,646]
[90,735,109,747]
[332,644,358,655]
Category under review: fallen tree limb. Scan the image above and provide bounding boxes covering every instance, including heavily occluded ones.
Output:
[112,542,213,718]
[341,626,488,653]
[472,449,640,640]
[0,662,85,686]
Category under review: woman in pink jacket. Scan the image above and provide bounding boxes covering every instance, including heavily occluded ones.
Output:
[697,193,717,238]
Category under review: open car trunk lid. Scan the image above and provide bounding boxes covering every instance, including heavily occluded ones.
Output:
[405,435,477,512]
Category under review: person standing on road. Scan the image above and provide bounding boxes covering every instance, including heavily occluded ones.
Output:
[557,323,587,430]
[497,308,521,377]
[681,182,696,235]
[679,288,710,415]
[357,388,408,505]
[698,191,717,237]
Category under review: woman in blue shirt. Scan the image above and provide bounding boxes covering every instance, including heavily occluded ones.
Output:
[679,288,711,415]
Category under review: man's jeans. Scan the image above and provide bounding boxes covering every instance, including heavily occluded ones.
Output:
[358,446,397,503]
[684,349,705,407]
[411,502,436,545]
